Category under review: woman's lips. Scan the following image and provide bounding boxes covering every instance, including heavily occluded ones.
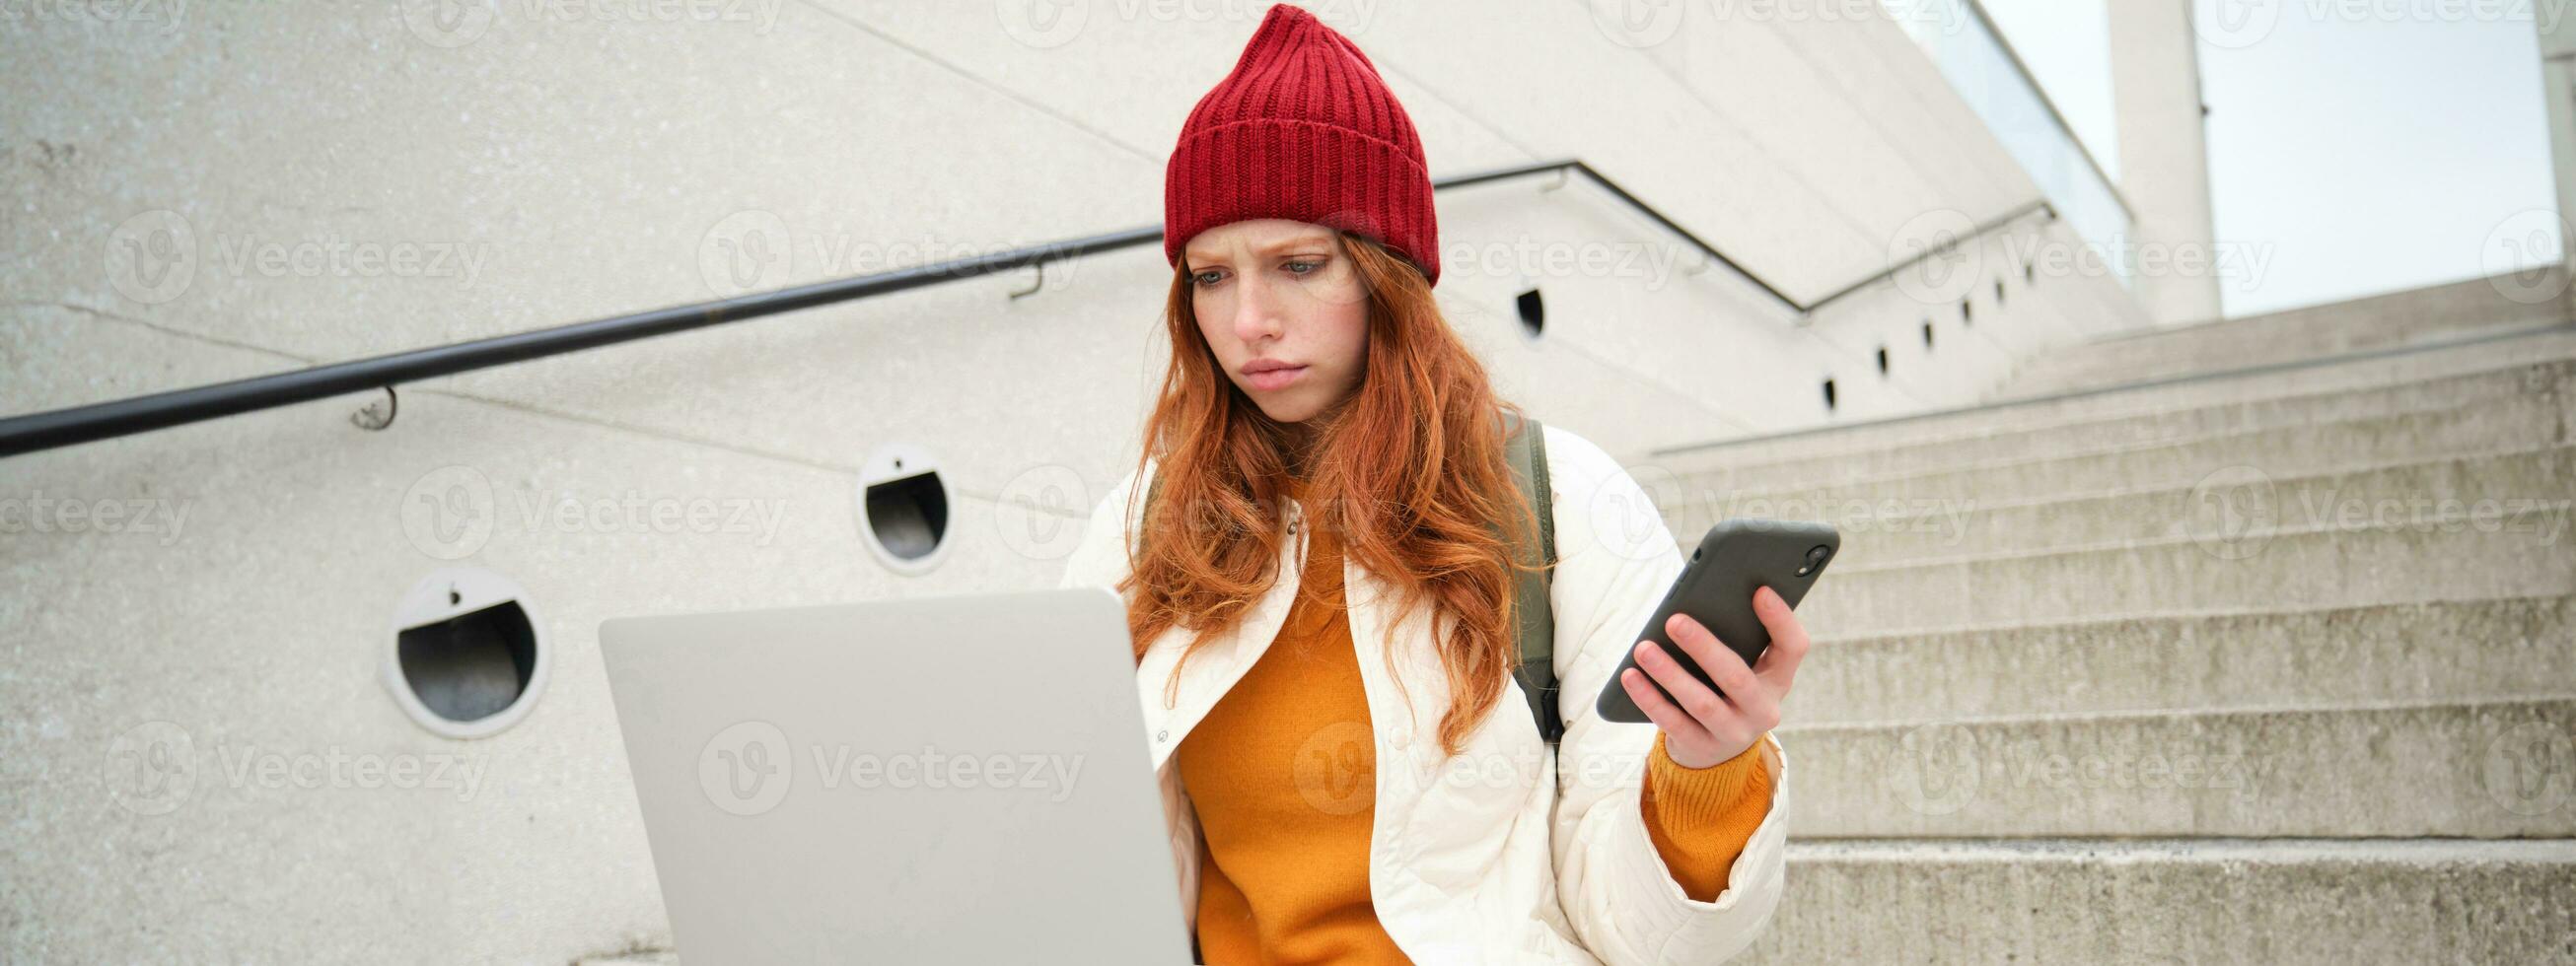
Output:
[1246,366,1308,391]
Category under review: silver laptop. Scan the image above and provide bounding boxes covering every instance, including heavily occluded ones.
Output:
[600,587,1191,964]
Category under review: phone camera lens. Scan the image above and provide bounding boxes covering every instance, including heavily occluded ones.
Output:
[1796,544,1830,577]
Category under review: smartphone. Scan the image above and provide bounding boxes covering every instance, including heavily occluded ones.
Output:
[1593,518,1839,724]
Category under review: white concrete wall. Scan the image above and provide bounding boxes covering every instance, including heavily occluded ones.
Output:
[1,1,2152,960]
[2536,0,2576,322]
[2109,0,2225,327]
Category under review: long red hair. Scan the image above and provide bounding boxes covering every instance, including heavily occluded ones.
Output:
[1114,232,1544,759]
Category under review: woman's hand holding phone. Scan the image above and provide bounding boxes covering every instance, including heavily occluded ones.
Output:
[1616,586,1810,769]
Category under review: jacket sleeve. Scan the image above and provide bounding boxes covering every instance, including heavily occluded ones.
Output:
[1542,428,1789,965]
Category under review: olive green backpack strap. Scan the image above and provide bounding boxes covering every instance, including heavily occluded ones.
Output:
[1138,414,1561,749]
[1497,410,1561,750]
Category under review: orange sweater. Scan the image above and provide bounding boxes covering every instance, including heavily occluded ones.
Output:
[1173,515,1773,964]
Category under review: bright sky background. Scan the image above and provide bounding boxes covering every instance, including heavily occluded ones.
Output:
[1978,0,2558,317]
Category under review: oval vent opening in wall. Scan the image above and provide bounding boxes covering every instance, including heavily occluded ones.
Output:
[857,442,955,575]
[386,567,548,739]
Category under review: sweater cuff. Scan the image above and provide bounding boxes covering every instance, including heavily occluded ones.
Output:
[1643,729,1768,814]
[1638,730,1775,903]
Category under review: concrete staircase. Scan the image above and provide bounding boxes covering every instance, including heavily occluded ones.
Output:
[1647,274,2576,963]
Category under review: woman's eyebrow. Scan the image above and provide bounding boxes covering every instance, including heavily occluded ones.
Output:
[1186,236,1335,264]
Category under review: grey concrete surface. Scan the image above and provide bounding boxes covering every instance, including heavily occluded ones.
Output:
[1765,446,2576,567]
[1797,594,2576,723]
[1996,269,2572,398]
[1783,698,2576,838]
[1658,316,2576,466]
[1660,351,2572,492]
[1745,839,2576,965]
[1799,514,2575,640]
[1705,387,2564,513]
[1733,267,2576,959]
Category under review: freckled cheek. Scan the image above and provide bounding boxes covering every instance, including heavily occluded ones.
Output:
[1192,306,1236,364]
[1330,313,1369,378]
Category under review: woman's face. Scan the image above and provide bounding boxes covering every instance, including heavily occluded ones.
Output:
[1183,219,1370,427]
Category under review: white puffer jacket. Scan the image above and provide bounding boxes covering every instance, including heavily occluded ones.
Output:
[1055,423,1788,965]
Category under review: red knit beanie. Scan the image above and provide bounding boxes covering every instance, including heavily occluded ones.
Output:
[1163,3,1441,287]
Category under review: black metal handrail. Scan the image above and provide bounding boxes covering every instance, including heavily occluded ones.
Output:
[1801,197,2056,313]
[1,158,2050,456]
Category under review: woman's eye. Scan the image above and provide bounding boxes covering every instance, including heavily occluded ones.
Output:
[1192,270,1224,288]
[1285,259,1321,275]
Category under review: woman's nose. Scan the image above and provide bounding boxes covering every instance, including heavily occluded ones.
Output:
[1230,275,1285,344]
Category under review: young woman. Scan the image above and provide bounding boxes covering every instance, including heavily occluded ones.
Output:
[1056,6,1799,963]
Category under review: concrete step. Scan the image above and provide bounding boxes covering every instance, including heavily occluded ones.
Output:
[1779,445,2576,568]
[1686,387,2565,518]
[1778,697,2576,838]
[1747,838,2576,965]
[1796,594,2576,724]
[1994,269,2569,399]
[1795,504,2575,641]
[1647,320,2576,470]
[1660,357,2570,494]
[2001,313,2568,400]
